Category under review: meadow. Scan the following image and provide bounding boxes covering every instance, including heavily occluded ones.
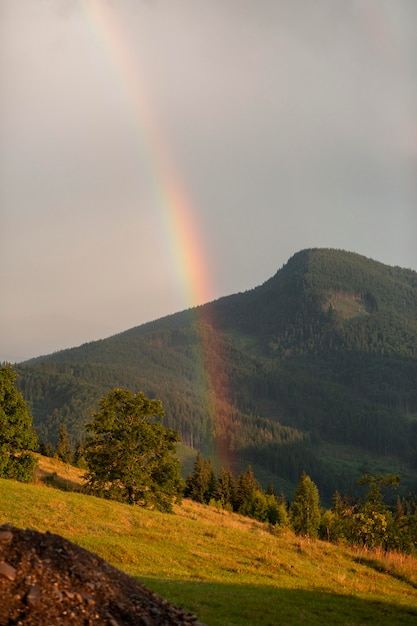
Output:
[0,457,416,625]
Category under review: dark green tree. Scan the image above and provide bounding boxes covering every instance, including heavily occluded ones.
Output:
[264,492,290,527]
[39,440,54,458]
[185,451,216,504]
[84,388,184,512]
[216,467,236,509]
[290,472,321,538]
[234,465,262,516]
[73,439,88,469]
[392,495,417,553]
[0,365,37,481]
[55,424,73,464]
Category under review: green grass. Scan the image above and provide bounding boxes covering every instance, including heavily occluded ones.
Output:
[1,463,417,625]
[323,293,369,320]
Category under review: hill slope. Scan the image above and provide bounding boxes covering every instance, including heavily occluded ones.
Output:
[16,249,417,499]
[1,476,417,626]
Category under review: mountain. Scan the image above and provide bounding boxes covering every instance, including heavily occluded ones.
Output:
[16,249,417,501]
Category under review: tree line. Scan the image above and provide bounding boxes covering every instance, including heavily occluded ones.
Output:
[2,364,416,554]
[185,455,417,554]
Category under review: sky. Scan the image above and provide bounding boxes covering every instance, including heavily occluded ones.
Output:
[1,0,416,363]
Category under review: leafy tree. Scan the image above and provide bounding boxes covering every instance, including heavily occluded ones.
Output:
[55,424,73,464]
[290,472,321,538]
[357,473,400,502]
[351,509,391,549]
[317,479,417,554]
[0,365,37,481]
[84,388,184,512]
[319,491,356,543]
[350,474,399,549]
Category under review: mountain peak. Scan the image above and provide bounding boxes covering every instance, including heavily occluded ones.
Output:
[16,248,417,501]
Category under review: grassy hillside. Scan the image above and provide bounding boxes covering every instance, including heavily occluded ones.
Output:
[15,249,417,501]
[1,461,417,625]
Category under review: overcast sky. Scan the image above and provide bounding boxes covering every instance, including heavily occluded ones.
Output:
[1,0,416,363]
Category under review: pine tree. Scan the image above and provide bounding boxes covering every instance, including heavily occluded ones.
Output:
[73,440,88,469]
[55,424,73,464]
[264,493,289,526]
[216,467,236,508]
[234,466,262,515]
[290,472,321,538]
[185,451,216,504]
[0,364,37,481]
[39,440,54,458]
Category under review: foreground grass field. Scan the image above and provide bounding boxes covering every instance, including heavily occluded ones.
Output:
[0,459,416,625]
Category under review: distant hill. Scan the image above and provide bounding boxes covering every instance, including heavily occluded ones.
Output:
[16,249,417,500]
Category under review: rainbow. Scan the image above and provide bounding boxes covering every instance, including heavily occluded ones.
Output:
[78,0,213,310]
[78,0,235,464]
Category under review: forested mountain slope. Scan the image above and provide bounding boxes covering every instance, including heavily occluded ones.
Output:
[16,249,417,500]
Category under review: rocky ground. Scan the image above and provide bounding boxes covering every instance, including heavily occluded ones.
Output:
[0,524,205,626]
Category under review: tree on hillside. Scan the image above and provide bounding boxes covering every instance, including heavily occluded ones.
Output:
[39,440,54,458]
[234,465,262,516]
[55,424,73,464]
[290,472,321,538]
[216,467,236,509]
[349,474,399,549]
[0,364,38,481]
[84,388,184,512]
[185,451,216,504]
[73,439,87,469]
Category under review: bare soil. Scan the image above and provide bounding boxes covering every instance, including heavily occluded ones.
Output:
[0,524,204,626]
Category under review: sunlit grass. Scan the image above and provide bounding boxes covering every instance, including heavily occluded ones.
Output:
[33,453,85,491]
[0,459,416,625]
[351,545,417,589]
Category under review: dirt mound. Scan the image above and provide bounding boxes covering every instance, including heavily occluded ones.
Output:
[0,524,205,625]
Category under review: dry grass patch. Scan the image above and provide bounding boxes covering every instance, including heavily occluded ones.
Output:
[351,545,417,589]
[34,454,85,491]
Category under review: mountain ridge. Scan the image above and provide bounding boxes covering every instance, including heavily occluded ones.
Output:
[15,248,417,500]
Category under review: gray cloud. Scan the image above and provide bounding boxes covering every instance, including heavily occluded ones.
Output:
[1,0,416,361]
